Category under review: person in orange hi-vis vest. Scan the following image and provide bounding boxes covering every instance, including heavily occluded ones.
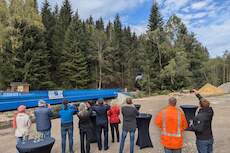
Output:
[155,97,188,153]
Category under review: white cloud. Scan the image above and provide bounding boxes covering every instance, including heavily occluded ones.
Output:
[177,12,208,23]
[191,1,209,10]
[192,20,230,57]
[182,6,190,13]
[161,0,189,18]
[38,0,149,19]
[164,0,189,9]
[70,0,148,19]
[130,23,147,35]
[192,12,208,19]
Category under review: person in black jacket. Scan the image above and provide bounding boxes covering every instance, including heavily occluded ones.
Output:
[119,98,139,153]
[92,98,110,151]
[191,89,214,153]
[77,102,93,153]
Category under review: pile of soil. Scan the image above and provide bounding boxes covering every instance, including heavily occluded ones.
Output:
[198,83,224,96]
[218,82,230,94]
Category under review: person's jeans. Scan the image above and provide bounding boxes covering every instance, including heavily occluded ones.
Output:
[61,124,74,153]
[97,124,109,150]
[164,148,182,153]
[196,138,213,153]
[16,136,28,153]
[80,130,91,153]
[119,130,135,153]
[110,123,120,142]
[41,130,51,139]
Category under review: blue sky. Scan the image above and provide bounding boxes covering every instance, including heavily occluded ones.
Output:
[37,0,230,57]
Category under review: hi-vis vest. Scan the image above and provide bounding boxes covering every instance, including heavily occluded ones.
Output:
[162,110,181,137]
[155,106,188,149]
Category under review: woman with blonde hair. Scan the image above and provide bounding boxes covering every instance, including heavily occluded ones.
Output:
[77,102,93,153]
[107,100,120,143]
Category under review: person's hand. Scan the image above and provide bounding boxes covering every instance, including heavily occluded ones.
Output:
[192,89,199,94]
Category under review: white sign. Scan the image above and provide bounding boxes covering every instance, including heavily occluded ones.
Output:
[48,90,64,99]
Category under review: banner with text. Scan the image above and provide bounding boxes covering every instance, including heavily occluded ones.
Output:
[48,90,64,99]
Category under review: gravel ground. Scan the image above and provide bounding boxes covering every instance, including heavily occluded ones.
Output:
[0,94,230,153]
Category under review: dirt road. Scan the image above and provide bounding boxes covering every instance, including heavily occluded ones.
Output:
[0,94,229,153]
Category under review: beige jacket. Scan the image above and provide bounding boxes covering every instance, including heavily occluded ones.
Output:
[15,113,31,137]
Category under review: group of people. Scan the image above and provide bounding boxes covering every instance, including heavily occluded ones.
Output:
[13,97,139,153]
[12,89,214,153]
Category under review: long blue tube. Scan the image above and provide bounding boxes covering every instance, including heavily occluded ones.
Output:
[0,89,120,111]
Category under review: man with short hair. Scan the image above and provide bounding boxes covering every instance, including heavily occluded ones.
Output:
[191,89,214,153]
[92,98,110,151]
[34,100,53,139]
[155,97,188,153]
[119,98,139,153]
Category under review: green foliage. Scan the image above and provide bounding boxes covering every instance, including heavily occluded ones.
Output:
[148,1,163,31]
[41,0,57,87]
[0,0,225,93]
[58,15,89,88]
[51,0,72,85]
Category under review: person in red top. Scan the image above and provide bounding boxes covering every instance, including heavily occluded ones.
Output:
[107,100,120,143]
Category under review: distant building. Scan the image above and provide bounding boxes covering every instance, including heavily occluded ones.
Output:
[10,82,30,92]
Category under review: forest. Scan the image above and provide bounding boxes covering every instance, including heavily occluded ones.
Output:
[0,0,230,93]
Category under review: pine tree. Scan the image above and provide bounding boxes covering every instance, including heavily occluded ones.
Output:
[112,14,124,87]
[52,0,73,85]
[86,15,94,25]
[1,20,51,89]
[106,21,113,41]
[41,0,57,87]
[148,0,163,31]
[0,40,15,89]
[0,0,9,48]
[20,25,52,89]
[33,0,39,13]
[59,14,89,88]
[59,0,72,31]
[96,17,104,31]
[142,0,167,93]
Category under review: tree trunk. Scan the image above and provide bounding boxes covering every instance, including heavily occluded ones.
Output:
[223,62,225,83]
[148,71,151,96]
[98,41,102,89]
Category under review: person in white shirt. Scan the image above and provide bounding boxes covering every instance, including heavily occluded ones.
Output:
[12,105,31,153]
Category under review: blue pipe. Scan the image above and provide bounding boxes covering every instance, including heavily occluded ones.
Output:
[0,89,120,111]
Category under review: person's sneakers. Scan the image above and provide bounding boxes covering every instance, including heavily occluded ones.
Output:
[112,140,115,143]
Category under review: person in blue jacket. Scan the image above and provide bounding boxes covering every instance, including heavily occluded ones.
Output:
[92,98,110,151]
[34,100,53,139]
[59,99,77,153]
